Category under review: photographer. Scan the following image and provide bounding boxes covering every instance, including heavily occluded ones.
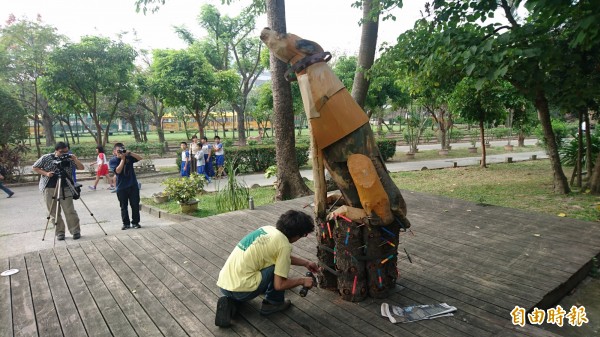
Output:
[32,142,84,240]
[109,143,143,230]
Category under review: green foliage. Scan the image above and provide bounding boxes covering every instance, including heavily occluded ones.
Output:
[162,173,205,203]
[559,132,600,167]
[0,86,27,145]
[227,144,310,173]
[534,119,570,150]
[264,165,277,179]
[376,139,397,161]
[0,143,29,182]
[449,129,464,143]
[222,138,234,147]
[42,36,137,146]
[423,129,436,143]
[490,128,511,140]
[215,159,250,212]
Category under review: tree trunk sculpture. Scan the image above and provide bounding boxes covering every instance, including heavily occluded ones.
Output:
[260,28,411,301]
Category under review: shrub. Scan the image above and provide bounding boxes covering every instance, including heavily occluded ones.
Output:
[491,127,510,140]
[376,139,396,161]
[423,129,436,143]
[162,173,205,203]
[449,129,464,143]
[559,132,600,167]
[215,160,250,212]
[227,144,310,173]
[534,119,570,150]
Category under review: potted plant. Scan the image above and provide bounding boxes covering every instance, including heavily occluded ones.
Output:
[162,173,204,213]
[468,129,478,153]
[152,192,169,204]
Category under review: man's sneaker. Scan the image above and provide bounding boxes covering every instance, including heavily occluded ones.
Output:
[56,233,65,241]
[121,225,130,230]
[73,233,81,240]
[215,296,237,327]
[132,223,141,229]
[7,192,14,198]
[259,299,291,316]
[107,186,115,190]
[111,188,117,193]
[88,186,96,191]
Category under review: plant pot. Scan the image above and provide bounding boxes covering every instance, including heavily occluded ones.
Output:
[468,147,478,154]
[504,144,514,151]
[485,142,492,148]
[153,195,169,204]
[438,149,449,156]
[179,199,199,213]
[406,152,416,159]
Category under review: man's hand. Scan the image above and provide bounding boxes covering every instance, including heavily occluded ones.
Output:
[306,261,319,274]
[46,171,55,178]
[302,276,314,289]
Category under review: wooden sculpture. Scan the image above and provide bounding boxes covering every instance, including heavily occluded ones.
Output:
[260,28,411,301]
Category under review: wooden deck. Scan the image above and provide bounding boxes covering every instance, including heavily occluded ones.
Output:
[3,191,599,337]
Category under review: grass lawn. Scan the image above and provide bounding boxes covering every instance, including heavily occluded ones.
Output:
[142,185,281,218]
[391,160,600,222]
[143,160,599,222]
[392,144,544,161]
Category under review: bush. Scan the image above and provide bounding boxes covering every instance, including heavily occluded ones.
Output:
[559,132,600,167]
[534,119,570,150]
[490,127,511,140]
[162,173,205,203]
[449,129,464,143]
[226,144,310,173]
[376,139,396,161]
[423,129,436,143]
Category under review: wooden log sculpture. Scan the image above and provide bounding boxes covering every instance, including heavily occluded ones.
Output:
[260,28,411,301]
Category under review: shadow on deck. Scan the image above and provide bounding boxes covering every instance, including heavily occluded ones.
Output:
[2,191,599,337]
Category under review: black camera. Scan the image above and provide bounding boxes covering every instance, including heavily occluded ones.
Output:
[117,146,127,154]
[52,153,72,168]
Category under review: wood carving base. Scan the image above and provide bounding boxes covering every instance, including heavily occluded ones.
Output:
[316,207,402,302]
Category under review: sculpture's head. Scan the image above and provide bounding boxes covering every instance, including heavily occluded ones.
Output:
[260,27,324,65]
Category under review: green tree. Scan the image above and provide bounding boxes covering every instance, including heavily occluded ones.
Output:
[151,44,239,137]
[0,16,63,153]
[175,4,265,145]
[0,85,28,146]
[449,78,506,168]
[41,36,137,147]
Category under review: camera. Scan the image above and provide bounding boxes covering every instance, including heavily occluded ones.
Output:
[52,153,72,168]
[117,146,127,154]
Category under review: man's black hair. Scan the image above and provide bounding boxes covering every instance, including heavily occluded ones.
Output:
[214,135,220,140]
[114,142,124,149]
[276,210,314,239]
[55,142,68,151]
[96,145,104,153]
[181,141,187,146]
[191,135,198,139]
[201,136,208,141]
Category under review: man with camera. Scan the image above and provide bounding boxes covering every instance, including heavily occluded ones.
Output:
[109,143,143,230]
[32,142,84,240]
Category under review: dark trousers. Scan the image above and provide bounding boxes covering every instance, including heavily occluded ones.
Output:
[219,265,285,304]
[116,185,140,226]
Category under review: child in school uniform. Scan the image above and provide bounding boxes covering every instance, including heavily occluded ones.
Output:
[180,142,190,177]
[195,146,210,183]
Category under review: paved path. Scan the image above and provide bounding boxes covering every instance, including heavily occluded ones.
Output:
[0,140,546,259]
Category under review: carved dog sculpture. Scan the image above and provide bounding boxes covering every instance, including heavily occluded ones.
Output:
[260,28,410,228]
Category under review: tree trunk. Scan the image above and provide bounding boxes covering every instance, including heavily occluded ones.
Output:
[584,110,592,187]
[233,103,247,146]
[575,108,584,187]
[266,0,312,200]
[517,131,525,147]
[534,90,570,194]
[590,155,600,195]
[351,0,379,109]
[41,108,55,146]
[480,119,487,168]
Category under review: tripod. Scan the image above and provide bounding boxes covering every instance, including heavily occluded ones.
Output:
[42,167,107,242]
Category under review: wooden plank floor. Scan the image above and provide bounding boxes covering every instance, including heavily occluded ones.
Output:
[3,191,598,337]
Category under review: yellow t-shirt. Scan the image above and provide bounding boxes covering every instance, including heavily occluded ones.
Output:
[217,226,292,292]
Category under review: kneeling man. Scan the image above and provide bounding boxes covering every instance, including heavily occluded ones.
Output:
[215,210,318,327]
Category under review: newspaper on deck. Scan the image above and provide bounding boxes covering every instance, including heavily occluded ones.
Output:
[381,302,457,323]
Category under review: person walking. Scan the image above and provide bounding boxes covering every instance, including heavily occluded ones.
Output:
[109,143,143,230]
[89,145,112,190]
[31,142,84,240]
[0,165,14,198]
[195,145,208,182]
